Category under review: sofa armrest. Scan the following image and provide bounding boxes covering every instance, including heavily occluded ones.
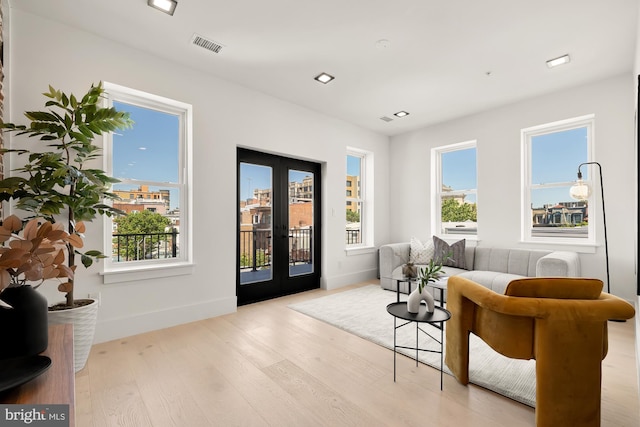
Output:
[379,243,410,279]
[536,251,581,277]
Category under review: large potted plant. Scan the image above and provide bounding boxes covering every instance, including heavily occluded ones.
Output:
[0,82,133,371]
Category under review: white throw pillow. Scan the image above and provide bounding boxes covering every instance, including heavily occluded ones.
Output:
[409,237,434,264]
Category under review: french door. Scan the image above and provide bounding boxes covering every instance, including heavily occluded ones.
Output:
[237,148,321,305]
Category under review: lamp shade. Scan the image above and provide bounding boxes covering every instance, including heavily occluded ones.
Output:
[569,179,591,201]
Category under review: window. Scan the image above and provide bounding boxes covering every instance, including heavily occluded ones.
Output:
[431,141,477,236]
[103,83,192,280]
[521,115,593,243]
[346,149,373,248]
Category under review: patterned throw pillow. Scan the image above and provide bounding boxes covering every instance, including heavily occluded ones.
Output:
[409,237,434,264]
[432,236,466,269]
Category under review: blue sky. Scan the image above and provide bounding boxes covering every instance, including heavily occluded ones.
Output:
[347,155,361,177]
[530,127,588,206]
[112,102,179,182]
[442,127,588,207]
[122,102,587,210]
[112,101,180,209]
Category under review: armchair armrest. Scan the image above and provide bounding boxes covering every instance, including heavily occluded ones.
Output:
[379,243,410,291]
[379,242,410,277]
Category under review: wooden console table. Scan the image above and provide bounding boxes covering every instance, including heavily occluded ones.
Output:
[0,323,75,426]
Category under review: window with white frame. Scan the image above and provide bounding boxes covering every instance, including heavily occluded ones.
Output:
[103,83,192,276]
[346,149,373,247]
[521,115,593,243]
[431,141,477,236]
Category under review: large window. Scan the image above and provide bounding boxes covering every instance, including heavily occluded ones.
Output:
[103,83,192,278]
[346,149,373,248]
[521,115,593,243]
[431,141,477,236]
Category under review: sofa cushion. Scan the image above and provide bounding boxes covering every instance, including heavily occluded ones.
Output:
[457,270,525,294]
[433,236,466,269]
[409,237,434,264]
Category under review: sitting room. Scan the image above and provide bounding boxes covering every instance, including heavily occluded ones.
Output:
[0,1,638,426]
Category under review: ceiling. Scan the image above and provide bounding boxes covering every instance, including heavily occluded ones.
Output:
[9,0,639,136]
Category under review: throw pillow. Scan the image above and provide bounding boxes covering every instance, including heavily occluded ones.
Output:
[409,237,434,264]
[432,236,466,269]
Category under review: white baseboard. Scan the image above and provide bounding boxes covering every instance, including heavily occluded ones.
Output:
[322,268,378,290]
[93,296,237,344]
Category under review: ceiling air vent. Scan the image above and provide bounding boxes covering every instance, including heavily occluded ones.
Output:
[380,116,393,122]
[191,34,224,54]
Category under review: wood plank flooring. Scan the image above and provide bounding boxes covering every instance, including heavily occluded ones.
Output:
[77,282,639,426]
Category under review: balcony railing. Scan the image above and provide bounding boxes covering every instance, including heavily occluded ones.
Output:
[112,229,179,262]
[239,229,272,271]
[289,228,312,265]
[346,229,361,244]
[239,228,314,272]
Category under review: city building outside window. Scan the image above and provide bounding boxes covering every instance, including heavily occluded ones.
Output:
[346,149,373,248]
[431,141,477,237]
[103,83,192,279]
[521,115,594,243]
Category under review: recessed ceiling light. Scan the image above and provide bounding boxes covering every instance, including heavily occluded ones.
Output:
[394,111,409,118]
[546,54,570,68]
[314,72,335,84]
[148,0,178,16]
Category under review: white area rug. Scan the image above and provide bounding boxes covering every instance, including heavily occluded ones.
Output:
[289,284,536,407]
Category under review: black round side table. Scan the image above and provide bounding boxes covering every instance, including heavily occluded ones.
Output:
[386,302,451,389]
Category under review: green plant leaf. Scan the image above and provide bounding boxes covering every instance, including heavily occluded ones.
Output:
[80,254,93,268]
[83,250,104,257]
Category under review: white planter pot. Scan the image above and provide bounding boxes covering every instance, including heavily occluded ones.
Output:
[48,299,99,373]
[407,287,435,314]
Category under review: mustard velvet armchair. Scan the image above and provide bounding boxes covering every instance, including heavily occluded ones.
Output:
[445,276,635,427]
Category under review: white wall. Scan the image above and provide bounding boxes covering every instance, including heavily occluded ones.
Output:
[5,9,390,342]
[390,75,637,302]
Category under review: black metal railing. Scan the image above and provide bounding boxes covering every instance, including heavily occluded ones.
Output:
[239,229,272,271]
[346,229,361,244]
[239,228,315,271]
[289,228,312,265]
[112,229,179,262]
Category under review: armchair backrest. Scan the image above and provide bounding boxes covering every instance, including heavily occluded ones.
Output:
[446,276,635,362]
[505,277,602,299]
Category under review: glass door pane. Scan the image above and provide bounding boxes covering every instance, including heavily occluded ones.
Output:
[239,163,273,284]
[288,169,314,277]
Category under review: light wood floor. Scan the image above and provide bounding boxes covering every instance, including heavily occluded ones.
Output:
[77,282,639,426]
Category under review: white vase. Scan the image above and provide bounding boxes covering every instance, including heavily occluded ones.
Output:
[407,287,435,314]
[48,298,99,373]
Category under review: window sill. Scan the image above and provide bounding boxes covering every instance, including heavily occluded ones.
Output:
[101,262,195,284]
[345,246,377,256]
[520,238,597,254]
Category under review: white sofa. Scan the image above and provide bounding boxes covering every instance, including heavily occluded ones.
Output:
[379,242,581,298]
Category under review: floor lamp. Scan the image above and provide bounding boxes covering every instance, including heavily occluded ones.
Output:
[569,161,610,293]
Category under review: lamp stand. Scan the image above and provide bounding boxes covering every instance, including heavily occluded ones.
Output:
[574,162,623,322]
[574,162,610,292]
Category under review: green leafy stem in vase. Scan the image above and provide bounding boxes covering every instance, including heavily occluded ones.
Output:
[417,251,452,293]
